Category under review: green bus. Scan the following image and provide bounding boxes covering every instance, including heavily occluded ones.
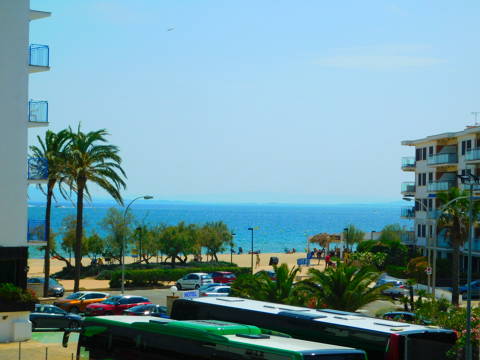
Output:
[64,315,366,360]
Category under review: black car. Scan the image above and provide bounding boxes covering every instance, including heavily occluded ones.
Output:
[123,304,169,318]
[30,304,82,331]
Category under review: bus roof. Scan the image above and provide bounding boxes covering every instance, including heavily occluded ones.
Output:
[182,297,453,335]
[83,316,364,354]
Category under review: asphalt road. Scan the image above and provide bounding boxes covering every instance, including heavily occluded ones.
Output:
[63,288,174,307]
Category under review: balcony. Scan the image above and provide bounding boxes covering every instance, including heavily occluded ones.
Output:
[27,157,48,184]
[427,209,441,219]
[28,100,48,127]
[401,182,415,195]
[29,44,50,73]
[427,153,458,167]
[401,157,416,171]
[27,220,47,244]
[465,148,480,163]
[401,232,415,246]
[400,207,415,219]
[427,180,456,192]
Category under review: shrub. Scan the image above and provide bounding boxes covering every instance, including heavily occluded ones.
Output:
[109,266,250,288]
[96,270,114,280]
[0,283,38,303]
[385,265,407,278]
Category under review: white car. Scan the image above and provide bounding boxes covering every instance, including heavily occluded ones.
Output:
[199,286,231,297]
[176,273,213,290]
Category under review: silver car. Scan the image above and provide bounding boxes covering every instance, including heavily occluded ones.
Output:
[27,277,64,297]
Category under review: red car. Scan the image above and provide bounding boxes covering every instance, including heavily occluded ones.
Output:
[85,295,151,316]
[210,271,236,284]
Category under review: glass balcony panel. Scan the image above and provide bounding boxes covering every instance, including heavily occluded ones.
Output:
[401,232,415,245]
[28,157,48,180]
[465,149,480,161]
[401,182,415,194]
[427,210,441,219]
[28,100,48,123]
[427,181,456,192]
[27,220,46,243]
[427,153,458,165]
[29,44,49,67]
[401,157,416,170]
[400,207,415,218]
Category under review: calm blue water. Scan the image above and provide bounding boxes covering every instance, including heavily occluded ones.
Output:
[27,202,407,259]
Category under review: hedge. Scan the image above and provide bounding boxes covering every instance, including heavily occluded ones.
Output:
[109,266,250,288]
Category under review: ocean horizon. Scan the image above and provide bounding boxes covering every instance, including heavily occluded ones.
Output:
[27,201,409,259]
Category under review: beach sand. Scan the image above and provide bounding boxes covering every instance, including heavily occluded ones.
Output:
[28,252,325,291]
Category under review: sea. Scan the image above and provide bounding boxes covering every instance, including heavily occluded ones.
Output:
[27,202,408,259]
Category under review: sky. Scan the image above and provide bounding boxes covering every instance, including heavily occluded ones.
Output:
[28,0,480,204]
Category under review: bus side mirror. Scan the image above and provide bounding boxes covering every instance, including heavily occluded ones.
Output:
[62,331,70,348]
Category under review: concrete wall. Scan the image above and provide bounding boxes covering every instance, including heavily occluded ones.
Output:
[0,312,31,343]
[0,0,29,248]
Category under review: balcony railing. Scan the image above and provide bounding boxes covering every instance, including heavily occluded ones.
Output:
[29,44,49,67]
[28,100,48,123]
[401,182,416,194]
[466,148,480,162]
[427,153,458,166]
[28,157,48,181]
[27,219,46,243]
[427,180,456,192]
[427,209,441,219]
[400,207,415,218]
[401,232,415,245]
[401,157,416,171]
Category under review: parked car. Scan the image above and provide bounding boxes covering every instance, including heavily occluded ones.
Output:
[176,273,213,290]
[85,295,151,316]
[123,304,169,318]
[198,283,224,292]
[383,311,431,325]
[27,277,64,297]
[30,304,81,331]
[376,277,408,298]
[199,286,231,297]
[459,280,480,299]
[54,291,109,313]
[209,271,236,284]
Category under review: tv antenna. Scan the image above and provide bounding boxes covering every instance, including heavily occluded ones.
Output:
[472,112,480,125]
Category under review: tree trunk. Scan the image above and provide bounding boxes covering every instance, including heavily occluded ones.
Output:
[451,235,461,306]
[73,183,85,293]
[43,181,55,297]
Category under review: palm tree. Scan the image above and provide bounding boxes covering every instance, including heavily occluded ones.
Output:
[231,264,303,305]
[303,263,386,311]
[64,126,126,292]
[30,130,70,297]
[437,187,480,305]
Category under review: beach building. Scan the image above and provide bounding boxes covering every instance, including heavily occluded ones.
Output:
[401,126,480,272]
[0,0,50,341]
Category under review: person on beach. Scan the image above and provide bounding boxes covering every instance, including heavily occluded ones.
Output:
[325,253,331,268]
[255,253,261,267]
[238,247,243,254]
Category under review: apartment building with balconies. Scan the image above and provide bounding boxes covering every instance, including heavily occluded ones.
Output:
[401,126,480,272]
[0,0,50,342]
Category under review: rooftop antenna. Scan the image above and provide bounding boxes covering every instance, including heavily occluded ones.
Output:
[472,112,480,125]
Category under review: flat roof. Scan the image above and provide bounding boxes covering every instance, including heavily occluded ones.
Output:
[402,126,480,146]
[187,297,450,335]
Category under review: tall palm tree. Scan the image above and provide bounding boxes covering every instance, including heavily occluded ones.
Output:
[64,126,126,292]
[30,130,70,297]
[304,263,386,311]
[437,187,480,305]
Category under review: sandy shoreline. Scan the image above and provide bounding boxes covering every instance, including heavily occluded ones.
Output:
[28,252,325,292]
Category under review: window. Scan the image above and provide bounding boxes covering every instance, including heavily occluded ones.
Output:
[417,224,422,237]
[422,225,426,238]
[462,141,466,155]
[422,148,427,160]
[119,298,130,304]
[418,173,422,186]
[416,148,421,161]
[429,146,434,156]
[428,172,433,183]
[422,199,428,211]
[428,199,433,211]
[422,173,427,186]
[429,225,433,238]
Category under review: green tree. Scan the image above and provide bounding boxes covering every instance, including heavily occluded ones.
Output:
[199,221,233,262]
[56,215,88,268]
[303,263,387,311]
[64,126,126,292]
[85,232,104,261]
[133,225,161,264]
[100,207,134,264]
[30,129,70,296]
[437,187,480,305]
[159,222,197,267]
[378,223,403,243]
[343,224,365,250]
[231,264,303,305]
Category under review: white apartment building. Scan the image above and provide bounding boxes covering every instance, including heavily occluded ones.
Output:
[0,0,50,342]
[401,126,480,272]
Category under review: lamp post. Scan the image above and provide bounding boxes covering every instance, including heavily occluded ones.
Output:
[457,173,479,360]
[121,195,153,294]
[370,230,375,240]
[230,232,236,265]
[248,227,254,274]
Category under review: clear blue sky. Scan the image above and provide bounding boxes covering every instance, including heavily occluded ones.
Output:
[28,0,480,204]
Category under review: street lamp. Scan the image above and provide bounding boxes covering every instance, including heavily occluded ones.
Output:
[457,173,479,360]
[230,232,236,265]
[121,195,153,294]
[248,227,254,274]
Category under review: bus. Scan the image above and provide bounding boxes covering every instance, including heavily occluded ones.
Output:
[64,315,367,360]
[171,297,457,360]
